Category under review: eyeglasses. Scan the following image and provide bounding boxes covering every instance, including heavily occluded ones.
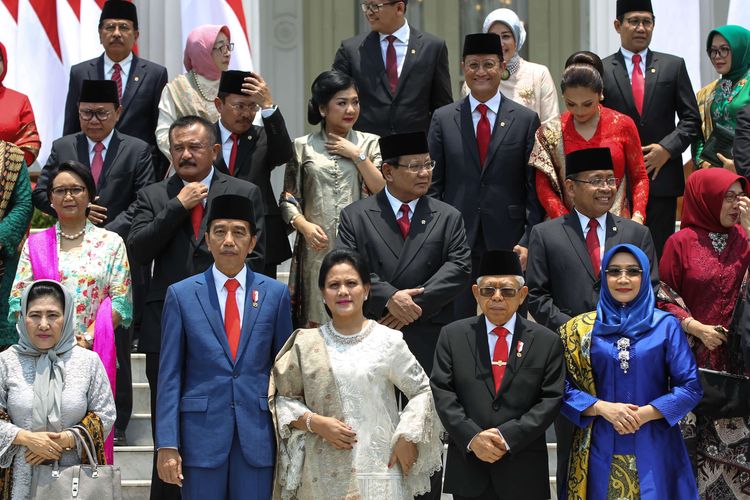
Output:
[604,267,643,278]
[51,186,87,198]
[102,22,133,34]
[394,160,435,172]
[724,191,745,203]
[571,177,618,188]
[212,43,235,54]
[360,1,400,13]
[478,286,520,298]
[79,109,112,121]
[228,103,260,113]
[464,60,501,72]
[171,143,210,154]
[624,17,654,29]
[708,46,731,59]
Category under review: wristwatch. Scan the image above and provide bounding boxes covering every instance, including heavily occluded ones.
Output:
[355,151,367,164]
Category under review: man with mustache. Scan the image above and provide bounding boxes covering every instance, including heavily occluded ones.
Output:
[127,115,264,500]
[212,70,293,279]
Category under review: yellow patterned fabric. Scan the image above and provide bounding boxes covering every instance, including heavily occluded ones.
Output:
[559,311,598,500]
[606,454,640,500]
[0,141,23,220]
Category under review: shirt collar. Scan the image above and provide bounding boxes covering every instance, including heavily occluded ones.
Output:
[212,263,247,291]
[181,167,215,190]
[103,51,133,72]
[574,208,608,233]
[217,120,232,145]
[468,91,502,115]
[620,46,649,62]
[485,313,517,336]
[384,186,418,217]
[86,129,115,153]
[379,20,410,44]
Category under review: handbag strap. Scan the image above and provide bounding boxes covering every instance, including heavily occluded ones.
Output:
[69,426,99,469]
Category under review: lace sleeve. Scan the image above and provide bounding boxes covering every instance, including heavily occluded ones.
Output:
[0,358,22,467]
[387,335,444,498]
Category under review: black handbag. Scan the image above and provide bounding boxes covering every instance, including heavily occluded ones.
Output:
[700,122,735,167]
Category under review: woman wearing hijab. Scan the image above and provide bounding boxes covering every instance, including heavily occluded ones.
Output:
[155,24,232,160]
[461,8,559,124]
[694,25,750,170]
[0,42,41,165]
[659,168,750,497]
[0,280,115,500]
[561,244,701,500]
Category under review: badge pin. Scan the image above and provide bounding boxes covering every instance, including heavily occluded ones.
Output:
[252,290,259,308]
[411,49,416,54]
[134,76,140,81]
[500,121,506,127]
[650,68,656,73]
[516,340,524,357]
[421,219,426,224]
[613,226,618,232]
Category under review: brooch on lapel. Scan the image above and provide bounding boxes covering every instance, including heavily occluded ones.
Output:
[252,290,259,308]
[649,67,656,73]
[516,340,524,357]
[411,49,416,55]
[134,76,140,82]
[612,226,618,232]
[500,121,506,127]
[421,219,426,225]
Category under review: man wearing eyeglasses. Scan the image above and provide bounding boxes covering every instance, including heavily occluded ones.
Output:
[526,146,658,499]
[212,70,293,279]
[332,0,452,137]
[602,0,700,259]
[63,0,169,178]
[431,249,564,500]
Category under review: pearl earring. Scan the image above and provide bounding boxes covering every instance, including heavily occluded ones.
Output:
[50,203,55,209]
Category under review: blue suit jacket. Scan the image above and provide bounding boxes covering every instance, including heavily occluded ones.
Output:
[155,266,292,469]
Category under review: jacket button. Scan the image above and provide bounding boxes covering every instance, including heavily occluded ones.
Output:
[230,402,235,409]
[233,371,239,378]
[492,403,500,411]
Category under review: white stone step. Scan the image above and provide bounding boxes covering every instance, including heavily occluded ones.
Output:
[122,479,150,500]
[126,413,153,446]
[115,445,153,481]
[131,353,147,384]
[132,382,150,415]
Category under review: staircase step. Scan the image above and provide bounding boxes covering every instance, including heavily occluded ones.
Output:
[126,413,153,446]
[115,446,153,481]
[122,479,150,500]
[132,382,150,414]
[131,353,147,384]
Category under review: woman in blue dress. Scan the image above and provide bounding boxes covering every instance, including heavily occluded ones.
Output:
[559,243,702,499]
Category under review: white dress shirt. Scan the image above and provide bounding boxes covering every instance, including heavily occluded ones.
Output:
[575,209,607,261]
[181,167,214,208]
[485,313,516,360]
[212,264,247,326]
[384,186,417,222]
[104,52,133,97]
[86,129,115,165]
[619,47,649,83]
[468,92,502,135]
[379,21,410,76]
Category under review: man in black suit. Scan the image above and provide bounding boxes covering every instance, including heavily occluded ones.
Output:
[63,0,169,177]
[332,0,452,137]
[213,70,293,279]
[127,115,265,500]
[735,104,750,179]
[602,0,700,258]
[428,33,542,319]
[33,79,155,445]
[432,250,564,500]
[526,147,657,499]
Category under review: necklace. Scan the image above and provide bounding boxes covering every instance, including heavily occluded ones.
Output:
[190,70,213,102]
[58,226,85,240]
[323,320,375,345]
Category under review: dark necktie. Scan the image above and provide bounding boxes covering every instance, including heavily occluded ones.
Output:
[397,203,411,239]
[491,326,509,393]
[586,218,601,278]
[385,35,398,93]
[91,142,104,185]
[631,54,645,115]
[476,103,491,167]
[228,133,239,176]
[224,278,241,360]
[112,63,123,102]
[190,202,204,240]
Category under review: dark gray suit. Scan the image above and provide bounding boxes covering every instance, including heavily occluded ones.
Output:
[526,211,658,498]
[333,26,452,137]
[734,104,750,180]
[602,50,700,256]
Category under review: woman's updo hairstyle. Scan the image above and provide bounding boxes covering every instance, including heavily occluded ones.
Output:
[307,70,358,125]
[561,51,605,94]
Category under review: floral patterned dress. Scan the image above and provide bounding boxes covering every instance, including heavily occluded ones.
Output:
[8,222,132,334]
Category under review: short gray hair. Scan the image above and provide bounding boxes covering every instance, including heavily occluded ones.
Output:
[476,275,525,288]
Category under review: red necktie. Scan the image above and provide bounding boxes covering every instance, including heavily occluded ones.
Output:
[491,327,509,393]
[476,104,491,167]
[385,35,398,94]
[586,218,601,279]
[190,202,204,240]
[112,63,123,102]
[91,142,104,185]
[397,203,411,239]
[631,54,645,115]
[224,278,241,360]
[228,133,239,176]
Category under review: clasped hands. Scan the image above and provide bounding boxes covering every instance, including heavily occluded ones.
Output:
[380,288,424,330]
[469,429,507,464]
[17,429,72,465]
[591,401,660,435]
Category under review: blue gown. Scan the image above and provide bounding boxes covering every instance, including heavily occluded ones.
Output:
[562,311,702,499]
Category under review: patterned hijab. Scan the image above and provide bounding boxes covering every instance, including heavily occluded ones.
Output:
[183,24,231,81]
[594,244,655,338]
[681,168,747,234]
[13,280,76,431]
[707,25,750,82]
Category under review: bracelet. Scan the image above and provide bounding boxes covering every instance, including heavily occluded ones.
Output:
[683,317,694,334]
[305,413,315,433]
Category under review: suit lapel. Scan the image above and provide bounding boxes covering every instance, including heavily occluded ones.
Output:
[456,98,482,171]
[610,52,638,116]
[93,56,104,79]
[642,50,658,117]
[98,131,121,191]
[497,318,535,398]
[214,123,230,174]
[234,267,264,365]
[603,213,623,252]
[391,197,440,280]
[121,55,144,111]
[482,98,515,175]
[395,27,422,97]
[235,129,258,178]
[167,174,193,241]
[364,191,404,259]
[467,316,496,398]
[362,32,392,97]
[197,268,235,363]
[75,134,90,167]
[562,213,596,280]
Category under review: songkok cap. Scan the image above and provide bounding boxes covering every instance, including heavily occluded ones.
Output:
[219,70,251,95]
[207,194,256,231]
[565,147,614,177]
[616,0,653,18]
[463,33,502,58]
[79,80,119,105]
[100,0,138,28]
[379,132,429,160]
[478,250,523,279]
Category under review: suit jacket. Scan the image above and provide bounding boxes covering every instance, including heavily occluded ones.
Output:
[155,266,292,469]
[213,108,294,263]
[527,212,658,333]
[332,26,452,137]
[602,50,701,198]
[126,170,265,353]
[428,95,543,250]
[63,54,168,153]
[431,314,565,499]
[734,104,750,180]
[33,130,155,238]
[336,190,471,373]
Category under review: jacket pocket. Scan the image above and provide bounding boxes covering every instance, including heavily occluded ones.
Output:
[180,396,208,412]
